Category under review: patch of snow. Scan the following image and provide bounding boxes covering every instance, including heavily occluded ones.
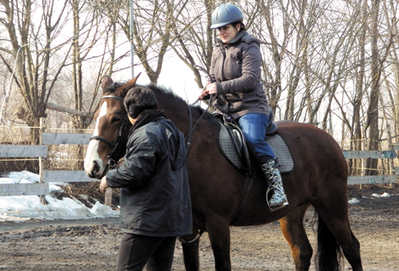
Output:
[348,198,360,204]
[371,192,392,198]
[0,171,119,222]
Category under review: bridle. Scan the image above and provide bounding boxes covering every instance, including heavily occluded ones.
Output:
[89,95,129,169]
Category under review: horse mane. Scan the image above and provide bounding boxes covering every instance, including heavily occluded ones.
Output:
[145,84,220,127]
[103,79,219,127]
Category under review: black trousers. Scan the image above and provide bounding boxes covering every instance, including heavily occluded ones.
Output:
[117,233,176,271]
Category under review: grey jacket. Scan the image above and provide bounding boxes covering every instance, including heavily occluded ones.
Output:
[106,111,192,237]
[210,30,271,119]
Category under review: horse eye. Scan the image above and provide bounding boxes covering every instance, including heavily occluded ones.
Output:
[111,116,121,123]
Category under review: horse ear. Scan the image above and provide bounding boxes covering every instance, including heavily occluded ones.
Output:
[116,72,142,97]
[101,76,113,92]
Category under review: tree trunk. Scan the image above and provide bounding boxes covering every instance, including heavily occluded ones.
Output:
[365,0,381,175]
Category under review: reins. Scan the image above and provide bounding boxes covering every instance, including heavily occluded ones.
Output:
[178,65,213,244]
[184,65,215,153]
[184,94,216,159]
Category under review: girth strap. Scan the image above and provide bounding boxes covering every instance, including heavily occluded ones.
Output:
[230,173,255,225]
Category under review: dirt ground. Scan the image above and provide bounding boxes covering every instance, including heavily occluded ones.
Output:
[0,184,398,271]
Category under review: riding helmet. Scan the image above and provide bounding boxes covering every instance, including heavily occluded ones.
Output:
[211,3,243,29]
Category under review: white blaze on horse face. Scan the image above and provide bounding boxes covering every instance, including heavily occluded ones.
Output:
[84,101,108,175]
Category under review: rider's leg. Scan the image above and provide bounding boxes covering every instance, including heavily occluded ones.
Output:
[237,113,288,211]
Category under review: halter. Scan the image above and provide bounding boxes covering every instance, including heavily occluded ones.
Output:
[89,95,128,169]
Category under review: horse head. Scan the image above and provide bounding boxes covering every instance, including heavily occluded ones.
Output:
[84,73,141,179]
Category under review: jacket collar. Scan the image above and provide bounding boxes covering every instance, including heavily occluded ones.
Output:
[130,110,166,134]
[216,30,248,46]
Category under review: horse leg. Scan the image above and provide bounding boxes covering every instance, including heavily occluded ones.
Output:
[279,204,313,271]
[314,199,363,271]
[206,216,231,271]
[317,212,362,271]
[179,229,202,271]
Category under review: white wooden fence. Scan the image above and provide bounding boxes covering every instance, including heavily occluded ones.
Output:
[0,131,92,197]
[0,132,398,197]
[344,149,399,185]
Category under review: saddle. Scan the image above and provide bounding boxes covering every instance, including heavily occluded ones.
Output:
[217,117,294,177]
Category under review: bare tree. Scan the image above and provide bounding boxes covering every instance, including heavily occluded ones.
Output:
[364,0,395,174]
[168,0,215,89]
[114,0,178,84]
[0,0,70,144]
[381,0,399,143]
[1,0,399,175]
[69,0,127,129]
[253,0,289,115]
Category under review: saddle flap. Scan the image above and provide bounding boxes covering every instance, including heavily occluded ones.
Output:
[217,123,246,172]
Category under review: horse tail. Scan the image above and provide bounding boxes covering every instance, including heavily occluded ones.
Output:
[315,214,343,271]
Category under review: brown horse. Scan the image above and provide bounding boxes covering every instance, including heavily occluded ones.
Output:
[84,75,362,271]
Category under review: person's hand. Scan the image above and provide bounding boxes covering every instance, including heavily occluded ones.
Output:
[99,176,109,194]
[198,83,217,100]
[206,83,217,95]
[198,89,209,100]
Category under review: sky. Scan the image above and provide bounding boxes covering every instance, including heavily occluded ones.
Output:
[110,45,204,105]
[0,171,395,223]
[138,59,201,104]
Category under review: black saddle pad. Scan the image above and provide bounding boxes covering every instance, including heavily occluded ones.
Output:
[265,134,294,173]
[218,124,294,174]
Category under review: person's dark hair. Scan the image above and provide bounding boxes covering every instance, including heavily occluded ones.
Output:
[232,22,246,31]
[124,86,158,119]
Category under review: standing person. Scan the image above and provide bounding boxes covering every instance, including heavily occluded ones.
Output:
[100,86,192,271]
[198,3,288,211]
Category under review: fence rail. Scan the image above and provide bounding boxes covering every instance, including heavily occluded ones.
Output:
[0,145,48,158]
[0,183,49,196]
[344,150,398,185]
[342,150,397,159]
[0,131,93,197]
[1,132,398,197]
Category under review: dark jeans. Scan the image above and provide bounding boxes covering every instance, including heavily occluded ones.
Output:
[117,233,176,271]
[237,113,276,165]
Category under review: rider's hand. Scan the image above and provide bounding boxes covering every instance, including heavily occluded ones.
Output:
[206,83,217,95]
[100,176,109,194]
[198,83,217,100]
[198,89,209,100]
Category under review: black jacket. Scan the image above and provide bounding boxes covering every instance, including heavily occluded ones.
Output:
[106,110,192,237]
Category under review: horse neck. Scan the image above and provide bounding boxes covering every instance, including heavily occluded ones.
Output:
[158,103,191,135]
[150,86,218,139]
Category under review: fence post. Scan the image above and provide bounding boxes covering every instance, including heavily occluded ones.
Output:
[39,117,47,204]
[360,139,366,190]
[387,124,396,189]
[105,188,112,207]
